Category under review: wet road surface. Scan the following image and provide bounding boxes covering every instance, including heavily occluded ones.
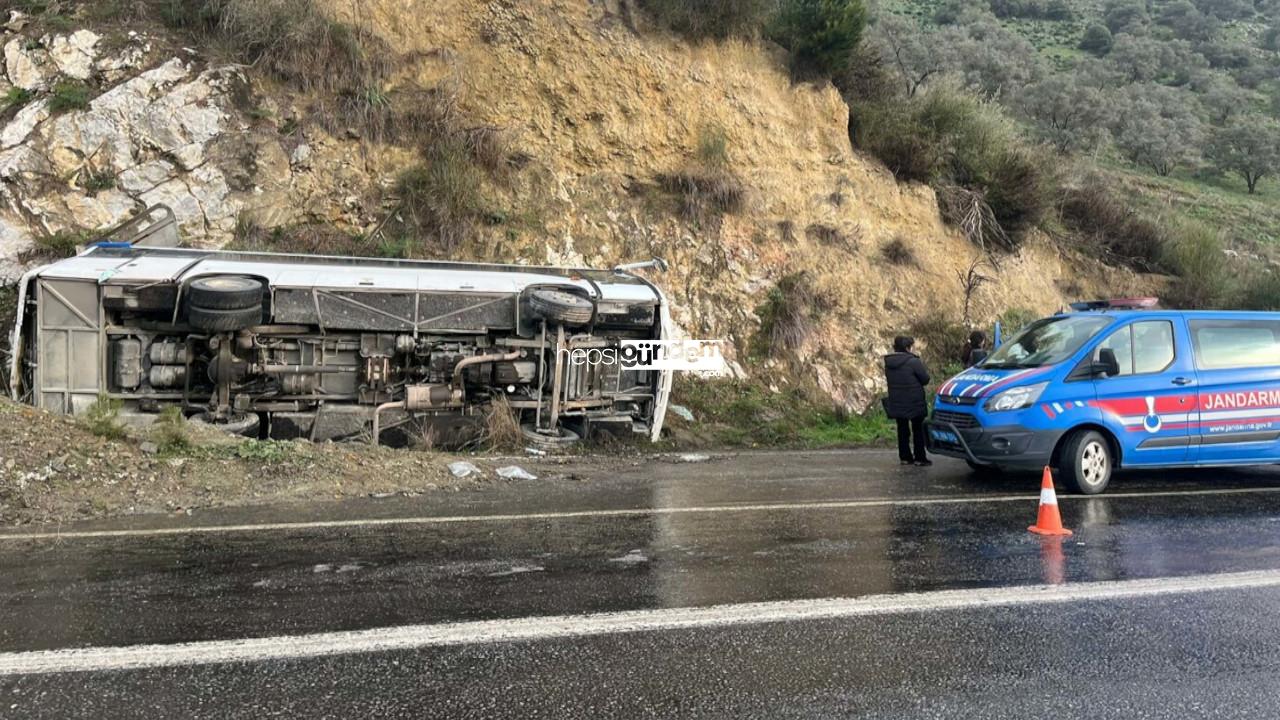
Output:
[3,450,1280,718]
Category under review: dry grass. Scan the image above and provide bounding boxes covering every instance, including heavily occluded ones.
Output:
[227,216,404,257]
[413,423,439,451]
[777,220,797,243]
[482,395,523,451]
[805,223,861,252]
[657,168,746,221]
[880,235,915,265]
[208,0,392,95]
[695,124,730,168]
[396,138,489,252]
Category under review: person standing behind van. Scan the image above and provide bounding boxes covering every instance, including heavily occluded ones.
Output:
[884,336,932,466]
[962,330,988,367]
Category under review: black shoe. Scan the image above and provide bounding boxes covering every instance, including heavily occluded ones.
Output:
[914,459,933,467]
[900,460,913,465]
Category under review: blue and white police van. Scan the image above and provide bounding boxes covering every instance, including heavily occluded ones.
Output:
[927,301,1280,494]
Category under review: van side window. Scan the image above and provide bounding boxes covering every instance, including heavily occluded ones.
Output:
[1096,321,1175,376]
[1189,319,1280,370]
[1133,321,1175,374]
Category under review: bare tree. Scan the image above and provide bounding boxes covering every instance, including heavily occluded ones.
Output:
[956,257,993,327]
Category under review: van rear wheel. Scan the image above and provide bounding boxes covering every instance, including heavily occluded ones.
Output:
[1058,429,1112,495]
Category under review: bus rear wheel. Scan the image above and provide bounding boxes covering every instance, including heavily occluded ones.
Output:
[1058,429,1113,495]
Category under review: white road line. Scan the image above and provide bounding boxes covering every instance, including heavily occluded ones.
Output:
[3,486,1280,542]
[4,569,1280,675]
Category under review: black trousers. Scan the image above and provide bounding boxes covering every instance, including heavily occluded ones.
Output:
[896,417,927,462]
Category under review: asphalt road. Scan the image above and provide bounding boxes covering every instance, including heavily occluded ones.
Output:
[3,450,1280,718]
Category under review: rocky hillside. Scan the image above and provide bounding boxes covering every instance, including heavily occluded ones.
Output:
[0,0,1153,413]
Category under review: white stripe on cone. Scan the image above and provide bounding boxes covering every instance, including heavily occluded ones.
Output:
[1040,488,1058,505]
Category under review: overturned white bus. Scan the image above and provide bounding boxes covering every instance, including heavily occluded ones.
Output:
[7,206,673,446]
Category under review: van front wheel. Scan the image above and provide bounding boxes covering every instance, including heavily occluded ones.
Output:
[1058,430,1112,495]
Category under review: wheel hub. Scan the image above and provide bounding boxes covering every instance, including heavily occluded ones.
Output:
[1081,441,1108,485]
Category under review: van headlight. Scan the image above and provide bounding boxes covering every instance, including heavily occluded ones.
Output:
[984,382,1048,412]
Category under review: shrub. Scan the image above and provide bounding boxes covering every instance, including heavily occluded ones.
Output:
[1231,271,1280,310]
[83,168,116,194]
[1058,182,1168,271]
[397,137,489,251]
[639,0,775,40]
[1161,221,1228,309]
[754,272,836,357]
[84,394,126,441]
[159,0,394,137]
[47,80,90,114]
[1079,23,1114,55]
[202,0,390,94]
[772,0,869,78]
[856,87,1049,250]
[154,406,191,453]
[977,147,1051,237]
[880,235,915,265]
[851,100,941,182]
[19,229,85,263]
[998,307,1039,336]
[909,315,968,372]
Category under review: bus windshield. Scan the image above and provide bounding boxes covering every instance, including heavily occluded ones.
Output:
[982,316,1113,369]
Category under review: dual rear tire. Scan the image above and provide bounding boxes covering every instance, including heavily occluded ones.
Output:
[187,276,264,332]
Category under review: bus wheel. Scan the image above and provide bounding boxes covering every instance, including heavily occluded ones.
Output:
[1058,429,1112,495]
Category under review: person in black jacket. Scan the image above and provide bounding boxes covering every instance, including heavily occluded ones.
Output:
[884,335,932,466]
[962,330,988,367]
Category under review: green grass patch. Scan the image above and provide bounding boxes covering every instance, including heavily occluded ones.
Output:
[83,395,126,441]
[671,377,893,448]
[2,87,34,112]
[47,81,91,114]
[796,410,896,445]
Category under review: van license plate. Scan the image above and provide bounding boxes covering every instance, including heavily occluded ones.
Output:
[931,429,960,445]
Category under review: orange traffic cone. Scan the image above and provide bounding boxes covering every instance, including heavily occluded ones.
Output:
[1028,466,1073,536]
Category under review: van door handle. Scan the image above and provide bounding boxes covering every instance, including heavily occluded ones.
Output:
[1172,377,1194,386]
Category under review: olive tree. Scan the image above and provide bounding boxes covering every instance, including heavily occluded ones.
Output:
[1111,85,1205,176]
[1104,0,1149,34]
[1079,23,1114,55]
[1207,116,1280,193]
[870,14,955,97]
[947,16,1044,100]
[1015,75,1113,153]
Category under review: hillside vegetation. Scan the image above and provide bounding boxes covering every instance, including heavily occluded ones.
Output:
[866,0,1280,307]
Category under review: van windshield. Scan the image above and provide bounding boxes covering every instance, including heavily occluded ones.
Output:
[981,316,1113,369]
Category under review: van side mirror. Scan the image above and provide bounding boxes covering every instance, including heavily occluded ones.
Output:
[1092,348,1121,378]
